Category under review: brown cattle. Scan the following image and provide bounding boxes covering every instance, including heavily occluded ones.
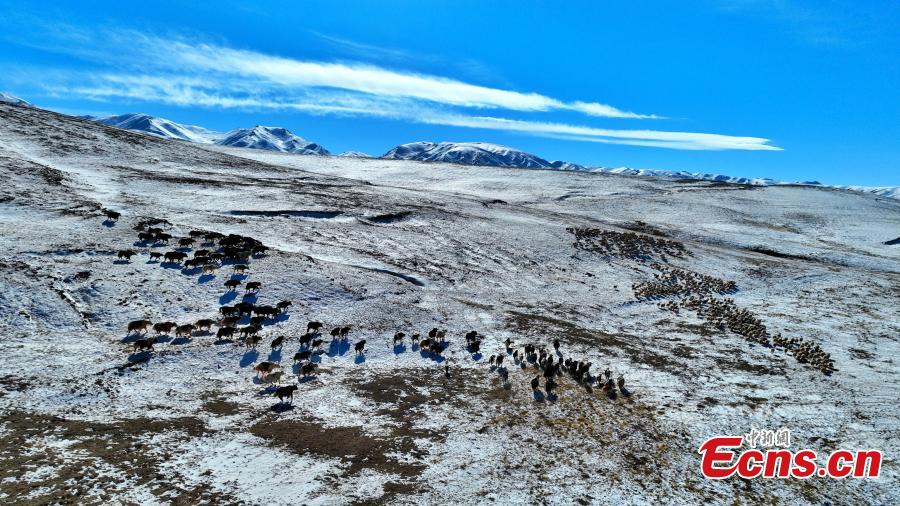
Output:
[127,319,152,335]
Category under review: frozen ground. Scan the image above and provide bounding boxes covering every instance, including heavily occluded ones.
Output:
[1,102,898,504]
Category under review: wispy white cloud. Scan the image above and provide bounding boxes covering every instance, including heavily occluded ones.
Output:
[8,25,781,151]
[52,73,780,151]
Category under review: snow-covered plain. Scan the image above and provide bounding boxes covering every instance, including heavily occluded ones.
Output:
[1,102,898,504]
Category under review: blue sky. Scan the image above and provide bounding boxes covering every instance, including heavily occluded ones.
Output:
[0,0,897,185]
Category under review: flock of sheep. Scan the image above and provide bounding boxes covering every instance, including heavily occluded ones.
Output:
[570,225,834,376]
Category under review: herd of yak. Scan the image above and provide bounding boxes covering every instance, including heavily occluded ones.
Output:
[107,209,629,405]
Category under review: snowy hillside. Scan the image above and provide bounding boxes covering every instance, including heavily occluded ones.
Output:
[1,100,898,504]
[383,141,552,168]
[218,126,329,155]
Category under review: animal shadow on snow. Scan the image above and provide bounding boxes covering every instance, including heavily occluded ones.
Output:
[198,274,215,284]
[354,354,366,364]
[298,375,317,384]
[219,291,238,304]
[242,294,258,304]
[170,337,192,346]
[619,387,631,398]
[126,351,152,365]
[120,333,144,344]
[112,260,131,265]
[271,403,294,413]
[393,344,406,355]
[240,349,259,368]
[310,353,323,364]
[268,349,283,362]
[160,262,182,270]
[471,352,483,361]
[420,350,445,363]
[181,267,202,276]
[102,219,116,228]
[328,340,350,357]
[532,391,546,402]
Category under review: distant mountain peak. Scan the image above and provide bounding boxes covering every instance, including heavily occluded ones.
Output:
[338,151,374,158]
[83,113,329,155]
[216,125,329,155]
[382,141,551,168]
[0,92,32,107]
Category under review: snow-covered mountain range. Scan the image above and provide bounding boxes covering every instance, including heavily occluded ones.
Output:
[83,112,329,155]
[383,141,552,168]
[2,92,896,199]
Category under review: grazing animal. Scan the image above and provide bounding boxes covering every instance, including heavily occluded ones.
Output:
[262,371,284,385]
[271,336,285,349]
[299,332,313,347]
[163,251,187,263]
[249,316,266,327]
[245,335,262,348]
[504,337,512,349]
[127,319,152,335]
[311,339,324,349]
[149,252,162,261]
[233,264,249,274]
[393,332,405,345]
[216,326,236,339]
[546,378,557,394]
[219,316,239,327]
[132,337,156,352]
[235,302,255,316]
[175,324,194,337]
[188,230,205,238]
[138,232,155,242]
[153,321,176,334]
[531,376,540,390]
[254,362,280,376]
[300,362,319,377]
[330,327,341,338]
[553,339,560,352]
[245,281,262,292]
[178,238,194,248]
[428,328,438,339]
[294,350,312,362]
[617,375,625,391]
[195,319,215,331]
[104,209,121,221]
[355,340,367,354]
[202,264,218,274]
[340,326,351,338]
[224,279,241,291]
[465,330,479,342]
[276,300,292,312]
[239,325,260,338]
[495,355,504,367]
[498,369,509,382]
[307,321,323,334]
[220,305,238,317]
[275,385,298,404]
[117,250,136,261]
